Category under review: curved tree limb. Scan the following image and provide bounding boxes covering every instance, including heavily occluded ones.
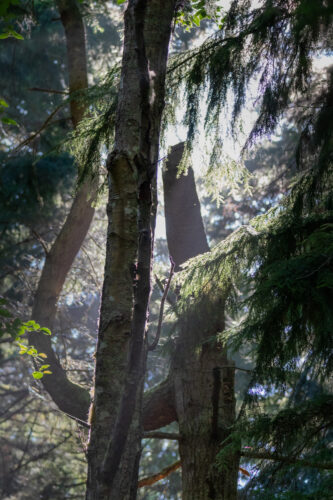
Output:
[29,0,92,423]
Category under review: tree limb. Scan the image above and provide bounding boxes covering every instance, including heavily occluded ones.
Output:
[138,460,181,488]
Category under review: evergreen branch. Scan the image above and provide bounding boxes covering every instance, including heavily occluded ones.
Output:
[241,451,333,470]
[138,459,181,488]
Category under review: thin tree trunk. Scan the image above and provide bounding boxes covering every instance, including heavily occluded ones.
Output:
[86,1,176,499]
[29,0,92,421]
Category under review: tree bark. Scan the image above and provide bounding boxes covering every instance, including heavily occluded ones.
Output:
[86,1,176,499]
[163,142,210,270]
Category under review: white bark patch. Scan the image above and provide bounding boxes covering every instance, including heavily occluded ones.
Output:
[148,67,156,105]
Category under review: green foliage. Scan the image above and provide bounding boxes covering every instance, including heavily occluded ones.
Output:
[0,0,27,40]
[173,54,333,492]
[66,67,119,184]
[167,0,333,146]
[175,0,224,30]
[0,299,52,378]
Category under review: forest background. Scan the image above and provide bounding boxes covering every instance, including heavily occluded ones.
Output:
[0,1,332,499]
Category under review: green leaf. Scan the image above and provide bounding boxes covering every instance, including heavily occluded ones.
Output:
[32,371,43,379]
[0,28,23,40]
[40,364,50,370]
[117,0,126,4]
[1,117,18,126]
[0,99,8,108]
[40,327,51,335]
[23,320,40,331]
[17,325,26,336]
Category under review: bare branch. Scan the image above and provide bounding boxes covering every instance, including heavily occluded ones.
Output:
[28,87,68,95]
[138,460,181,488]
[148,256,175,351]
[143,431,180,440]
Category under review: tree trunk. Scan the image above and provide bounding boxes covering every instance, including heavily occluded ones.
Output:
[86,1,176,499]
[29,0,92,421]
[174,328,239,500]
[163,142,210,269]
[163,144,240,499]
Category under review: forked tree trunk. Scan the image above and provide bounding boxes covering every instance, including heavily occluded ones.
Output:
[86,1,176,499]
[162,144,240,499]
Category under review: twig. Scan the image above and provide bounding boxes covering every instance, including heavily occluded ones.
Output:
[31,229,49,255]
[154,273,176,307]
[138,459,181,488]
[13,102,65,153]
[28,87,68,95]
[148,256,175,351]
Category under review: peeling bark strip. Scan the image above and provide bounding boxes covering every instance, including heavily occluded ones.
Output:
[86,1,176,498]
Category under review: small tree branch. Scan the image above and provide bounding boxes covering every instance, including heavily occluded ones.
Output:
[143,431,180,440]
[138,460,181,488]
[241,450,333,470]
[148,256,175,351]
[13,102,65,152]
[31,229,49,255]
[154,273,176,307]
[28,87,68,95]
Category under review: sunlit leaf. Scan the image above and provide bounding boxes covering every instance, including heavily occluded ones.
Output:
[40,327,51,335]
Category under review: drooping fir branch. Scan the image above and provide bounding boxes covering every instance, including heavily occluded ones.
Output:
[166,0,333,147]
[240,451,333,471]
